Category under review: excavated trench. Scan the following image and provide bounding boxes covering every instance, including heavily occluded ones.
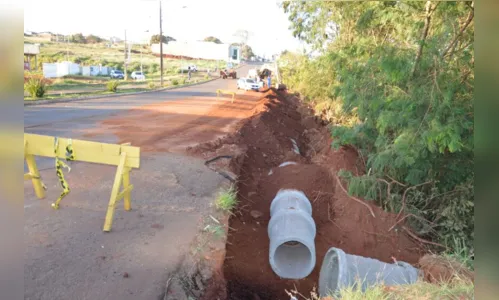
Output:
[192,90,424,300]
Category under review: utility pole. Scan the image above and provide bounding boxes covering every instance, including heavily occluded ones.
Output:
[159,0,164,86]
[124,29,128,80]
[66,35,69,61]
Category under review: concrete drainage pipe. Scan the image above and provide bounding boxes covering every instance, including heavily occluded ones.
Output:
[268,189,316,279]
[319,247,420,297]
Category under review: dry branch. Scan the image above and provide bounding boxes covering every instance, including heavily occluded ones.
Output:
[442,3,474,58]
[411,1,439,77]
[402,226,447,249]
[389,213,435,232]
[395,180,432,221]
[335,175,376,218]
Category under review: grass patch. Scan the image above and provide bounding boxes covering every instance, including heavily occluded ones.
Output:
[24,73,214,101]
[289,277,473,300]
[24,88,149,101]
[335,278,474,300]
[106,80,119,92]
[443,237,474,271]
[215,185,237,212]
[203,224,225,239]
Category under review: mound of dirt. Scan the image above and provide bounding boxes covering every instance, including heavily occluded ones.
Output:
[192,89,425,299]
[419,254,474,284]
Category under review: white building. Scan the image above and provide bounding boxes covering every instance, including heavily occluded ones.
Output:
[150,41,240,63]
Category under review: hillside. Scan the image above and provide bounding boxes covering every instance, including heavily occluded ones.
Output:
[24,36,227,76]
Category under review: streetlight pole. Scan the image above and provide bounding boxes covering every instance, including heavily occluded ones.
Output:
[124,29,128,80]
[159,0,164,86]
[141,30,149,75]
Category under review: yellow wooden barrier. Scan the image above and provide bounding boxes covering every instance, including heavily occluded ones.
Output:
[24,133,140,232]
[216,89,235,103]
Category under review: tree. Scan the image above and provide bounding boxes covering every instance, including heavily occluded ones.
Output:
[70,33,86,44]
[204,36,222,44]
[85,34,102,44]
[281,1,474,253]
[231,43,255,60]
[150,34,176,45]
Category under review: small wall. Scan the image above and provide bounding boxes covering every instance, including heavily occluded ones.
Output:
[82,66,91,76]
[100,66,110,76]
[43,62,81,78]
[43,63,58,78]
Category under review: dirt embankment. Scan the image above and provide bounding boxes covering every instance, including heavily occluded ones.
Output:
[190,89,427,299]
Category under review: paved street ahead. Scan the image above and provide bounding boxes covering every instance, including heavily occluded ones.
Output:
[24,64,263,300]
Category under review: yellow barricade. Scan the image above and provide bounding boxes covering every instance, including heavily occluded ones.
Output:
[24,133,140,232]
[216,89,235,103]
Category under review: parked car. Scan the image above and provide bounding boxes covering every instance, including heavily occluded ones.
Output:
[131,71,146,81]
[237,78,260,91]
[110,70,124,79]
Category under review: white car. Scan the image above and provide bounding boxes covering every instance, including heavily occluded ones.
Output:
[110,70,124,79]
[237,78,260,91]
[130,71,146,81]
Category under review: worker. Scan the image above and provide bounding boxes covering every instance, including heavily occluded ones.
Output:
[267,76,271,88]
[187,66,192,81]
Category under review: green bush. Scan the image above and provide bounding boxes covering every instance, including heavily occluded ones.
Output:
[150,63,159,74]
[106,80,119,92]
[171,79,179,86]
[180,77,187,84]
[147,81,156,89]
[24,77,48,98]
[282,1,474,254]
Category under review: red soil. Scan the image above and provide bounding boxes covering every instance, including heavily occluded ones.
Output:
[83,92,269,153]
[192,90,425,299]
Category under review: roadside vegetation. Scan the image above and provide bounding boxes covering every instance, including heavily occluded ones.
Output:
[215,185,238,212]
[23,35,231,101]
[105,80,119,92]
[23,71,211,101]
[287,276,473,300]
[279,0,474,288]
[24,75,50,98]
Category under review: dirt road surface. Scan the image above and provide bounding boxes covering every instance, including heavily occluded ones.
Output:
[24,63,265,300]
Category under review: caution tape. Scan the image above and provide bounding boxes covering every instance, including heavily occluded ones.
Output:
[51,138,75,209]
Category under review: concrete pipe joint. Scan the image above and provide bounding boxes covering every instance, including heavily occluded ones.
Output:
[319,247,420,297]
[268,189,316,279]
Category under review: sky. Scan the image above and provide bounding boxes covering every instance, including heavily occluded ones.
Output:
[24,0,306,57]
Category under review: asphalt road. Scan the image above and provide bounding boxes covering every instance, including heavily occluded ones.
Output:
[24,63,262,300]
[25,63,260,129]
[24,63,259,170]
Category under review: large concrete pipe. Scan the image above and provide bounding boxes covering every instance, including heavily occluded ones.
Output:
[319,247,420,297]
[268,189,316,279]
